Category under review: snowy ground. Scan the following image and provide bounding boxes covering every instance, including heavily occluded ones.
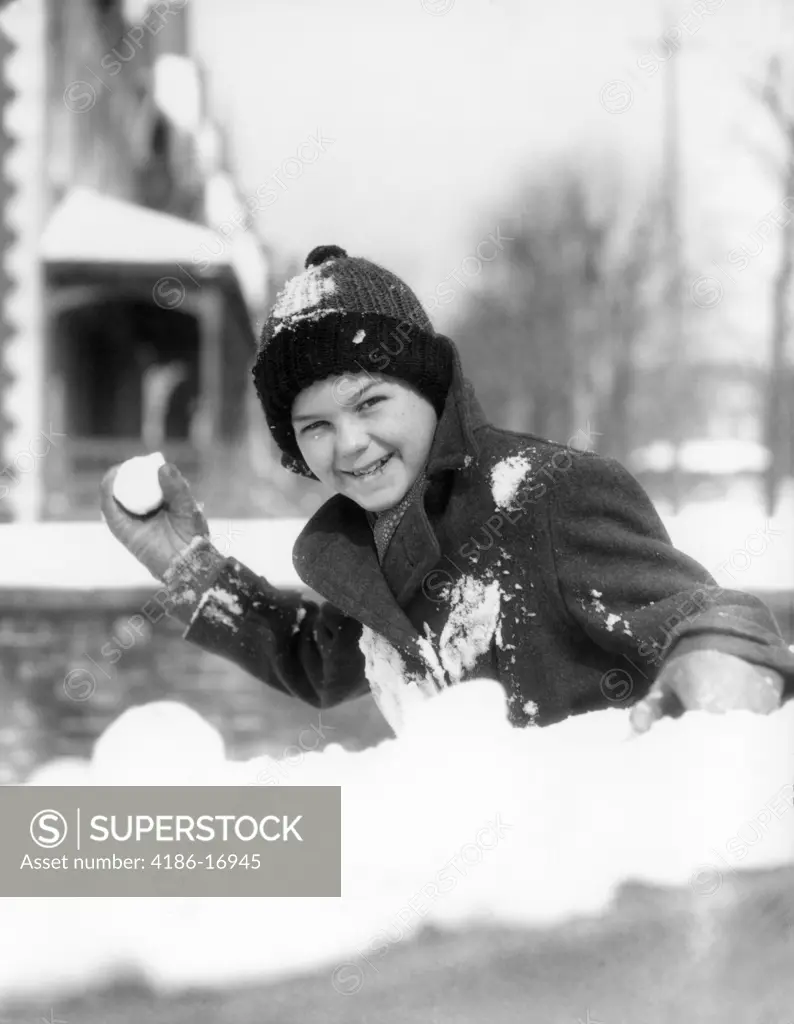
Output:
[2,680,793,1008]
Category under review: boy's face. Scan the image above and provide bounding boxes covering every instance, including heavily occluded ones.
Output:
[291,373,438,512]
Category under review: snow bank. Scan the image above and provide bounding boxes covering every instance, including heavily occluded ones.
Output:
[2,682,793,1004]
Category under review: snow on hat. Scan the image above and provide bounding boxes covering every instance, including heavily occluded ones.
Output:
[252,244,453,478]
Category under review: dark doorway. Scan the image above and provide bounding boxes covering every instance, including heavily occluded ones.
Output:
[55,298,200,443]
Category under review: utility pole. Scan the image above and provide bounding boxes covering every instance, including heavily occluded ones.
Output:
[661,1,686,514]
[759,6,794,517]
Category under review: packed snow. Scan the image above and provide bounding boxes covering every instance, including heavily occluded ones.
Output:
[490,455,533,510]
[359,576,503,734]
[2,681,793,1006]
[435,576,501,679]
[194,585,244,630]
[269,267,340,325]
[111,452,166,517]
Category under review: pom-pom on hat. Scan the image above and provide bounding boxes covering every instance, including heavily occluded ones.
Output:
[252,245,453,478]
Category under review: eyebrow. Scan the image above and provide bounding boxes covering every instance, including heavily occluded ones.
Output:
[292,379,382,422]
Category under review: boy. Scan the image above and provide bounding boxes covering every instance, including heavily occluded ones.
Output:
[100,245,792,736]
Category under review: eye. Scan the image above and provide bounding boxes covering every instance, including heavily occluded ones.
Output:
[357,395,386,413]
[299,420,329,436]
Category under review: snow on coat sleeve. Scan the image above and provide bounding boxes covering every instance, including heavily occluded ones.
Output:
[161,539,369,709]
[547,453,794,695]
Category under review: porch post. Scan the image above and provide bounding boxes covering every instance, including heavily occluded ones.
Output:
[193,283,223,486]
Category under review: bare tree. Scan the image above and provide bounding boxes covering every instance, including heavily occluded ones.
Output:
[597,197,665,464]
[452,166,665,463]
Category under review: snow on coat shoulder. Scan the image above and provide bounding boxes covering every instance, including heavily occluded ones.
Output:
[490,454,535,510]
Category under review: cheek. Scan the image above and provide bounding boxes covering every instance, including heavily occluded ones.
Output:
[297,435,330,472]
[399,411,434,452]
[390,411,418,444]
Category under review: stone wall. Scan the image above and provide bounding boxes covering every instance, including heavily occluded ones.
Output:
[0,586,391,784]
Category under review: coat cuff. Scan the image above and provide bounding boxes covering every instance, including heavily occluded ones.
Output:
[161,536,228,626]
[672,605,783,648]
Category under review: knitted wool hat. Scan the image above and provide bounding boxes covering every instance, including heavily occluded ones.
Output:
[252,245,453,479]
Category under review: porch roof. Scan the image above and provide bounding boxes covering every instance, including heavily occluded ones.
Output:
[40,188,266,316]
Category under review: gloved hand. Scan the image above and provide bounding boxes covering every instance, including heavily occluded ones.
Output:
[99,461,209,581]
[630,649,785,734]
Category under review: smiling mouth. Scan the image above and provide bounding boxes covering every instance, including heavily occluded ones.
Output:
[345,453,394,479]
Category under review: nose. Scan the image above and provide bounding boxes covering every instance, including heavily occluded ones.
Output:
[335,417,369,463]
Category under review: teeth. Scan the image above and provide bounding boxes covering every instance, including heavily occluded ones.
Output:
[353,455,390,477]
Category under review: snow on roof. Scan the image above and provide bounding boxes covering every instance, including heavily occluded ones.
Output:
[42,189,220,268]
[153,55,202,134]
[203,173,269,310]
[40,188,267,314]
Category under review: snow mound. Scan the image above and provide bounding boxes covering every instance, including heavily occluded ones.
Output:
[91,701,227,785]
[1,681,793,1004]
[26,756,92,787]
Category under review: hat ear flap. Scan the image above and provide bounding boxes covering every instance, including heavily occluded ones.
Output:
[280,450,319,480]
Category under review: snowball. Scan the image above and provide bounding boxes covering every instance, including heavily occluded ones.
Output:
[112,451,166,516]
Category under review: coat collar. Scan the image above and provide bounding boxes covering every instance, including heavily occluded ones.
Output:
[425,342,487,477]
[291,338,485,649]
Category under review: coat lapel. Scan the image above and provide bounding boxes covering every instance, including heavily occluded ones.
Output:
[292,494,420,649]
[426,370,487,475]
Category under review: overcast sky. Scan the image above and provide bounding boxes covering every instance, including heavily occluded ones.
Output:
[191,0,791,364]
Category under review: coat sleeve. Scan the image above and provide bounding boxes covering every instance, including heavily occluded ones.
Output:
[546,453,794,696]
[160,538,369,709]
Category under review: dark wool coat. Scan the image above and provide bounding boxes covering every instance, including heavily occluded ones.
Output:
[167,347,794,734]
